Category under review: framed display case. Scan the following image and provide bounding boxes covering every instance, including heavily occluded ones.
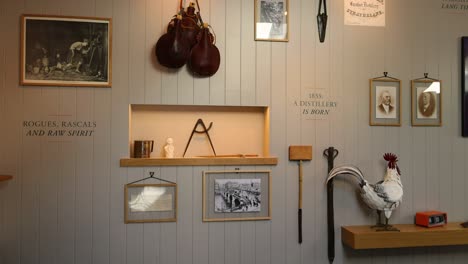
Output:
[411,77,442,127]
[202,170,271,222]
[369,76,401,126]
[20,14,112,87]
[254,0,289,41]
[124,183,177,223]
[461,37,468,136]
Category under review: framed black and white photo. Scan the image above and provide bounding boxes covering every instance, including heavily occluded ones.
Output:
[203,170,271,222]
[254,0,289,42]
[411,78,442,126]
[20,14,112,87]
[369,76,401,126]
[461,37,468,136]
[124,183,177,223]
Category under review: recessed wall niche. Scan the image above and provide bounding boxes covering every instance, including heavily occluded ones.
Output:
[121,104,277,166]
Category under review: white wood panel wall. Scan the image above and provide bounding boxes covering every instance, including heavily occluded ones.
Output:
[1,0,468,263]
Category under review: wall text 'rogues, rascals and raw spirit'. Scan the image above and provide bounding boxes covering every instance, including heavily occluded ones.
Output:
[23,120,96,137]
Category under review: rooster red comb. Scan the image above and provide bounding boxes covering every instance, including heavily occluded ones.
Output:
[383,153,400,173]
[383,153,398,163]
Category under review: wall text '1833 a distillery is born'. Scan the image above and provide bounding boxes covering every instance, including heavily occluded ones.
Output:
[293,89,340,120]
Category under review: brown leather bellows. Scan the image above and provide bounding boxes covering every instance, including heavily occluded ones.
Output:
[155,0,220,77]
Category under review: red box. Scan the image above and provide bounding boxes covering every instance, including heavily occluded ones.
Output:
[415,211,447,227]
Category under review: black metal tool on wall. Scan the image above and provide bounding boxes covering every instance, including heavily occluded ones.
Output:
[323,147,338,263]
[183,118,216,157]
[317,0,328,43]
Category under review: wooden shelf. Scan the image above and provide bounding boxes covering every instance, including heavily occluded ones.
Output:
[0,175,13,182]
[342,222,468,249]
[120,157,278,167]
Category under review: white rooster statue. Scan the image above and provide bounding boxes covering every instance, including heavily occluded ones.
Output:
[326,153,403,231]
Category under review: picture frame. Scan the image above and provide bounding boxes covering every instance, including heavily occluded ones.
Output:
[461,37,468,136]
[369,76,401,126]
[411,78,442,127]
[254,0,289,42]
[202,170,271,222]
[124,183,177,223]
[20,14,112,87]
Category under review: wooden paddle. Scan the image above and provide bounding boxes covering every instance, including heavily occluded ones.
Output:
[289,145,312,244]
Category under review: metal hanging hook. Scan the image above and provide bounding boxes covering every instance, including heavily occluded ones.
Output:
[126,171,176,185]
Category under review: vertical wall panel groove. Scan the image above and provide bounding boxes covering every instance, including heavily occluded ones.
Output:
[225,0,241,106]
[2,0,24,264]
[240,0,255,106]
[110,1,131,263]
[208,0,225,105]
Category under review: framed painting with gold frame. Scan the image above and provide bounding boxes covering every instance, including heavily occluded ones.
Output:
[369,76,401,126]
[254,0,289,42]
[203,170,271,222]
[124,183,177,223]
[411,78,442,127]
[20,14,112,87]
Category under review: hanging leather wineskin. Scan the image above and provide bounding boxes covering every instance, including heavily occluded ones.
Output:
[155,15,191,69]
[166,0,184,33]
[167,2,200,46]
[181,2,200,47]
[188,23,220,76]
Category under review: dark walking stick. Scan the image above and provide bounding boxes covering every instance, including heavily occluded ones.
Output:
[323,147,338,263]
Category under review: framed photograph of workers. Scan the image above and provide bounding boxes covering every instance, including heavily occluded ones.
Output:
[124,183,177,223]
[20,14,112,87]
[461,37,468,136]
[369,76,401,126]
[202,170,271,222]
[411,78,442,126]
[254,0,289,41]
